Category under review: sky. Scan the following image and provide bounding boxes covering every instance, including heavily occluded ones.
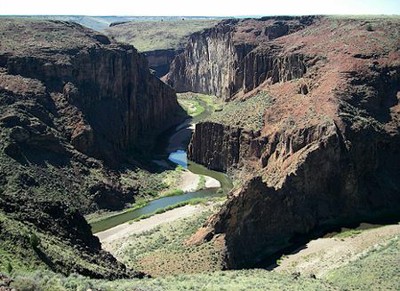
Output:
[0,0,399,16]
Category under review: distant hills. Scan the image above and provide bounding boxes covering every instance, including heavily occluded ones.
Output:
[0,15,224,31]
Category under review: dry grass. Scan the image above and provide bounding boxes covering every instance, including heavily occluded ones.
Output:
[205,90,272,130]
[104,19,220,51]
[104,205,225,276]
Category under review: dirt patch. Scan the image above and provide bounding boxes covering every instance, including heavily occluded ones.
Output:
[178,170,200,192]
[275,224,400,278]
[177,169,221,192]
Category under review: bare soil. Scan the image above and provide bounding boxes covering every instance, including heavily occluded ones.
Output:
[275,223,400,278]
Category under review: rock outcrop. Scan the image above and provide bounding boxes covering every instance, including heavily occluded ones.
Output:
[182,17,400,268]
[189,121,266,172]
[1,20,181,165]
[104,19,219,77]
[165,16,315,99]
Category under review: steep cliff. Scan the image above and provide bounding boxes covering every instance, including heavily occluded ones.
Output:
[144,49,182,77]
[1,19,180,165]
[165,16,315,99]
[104,19,219,77]
[184,17,400,268]
[0,19,180,277]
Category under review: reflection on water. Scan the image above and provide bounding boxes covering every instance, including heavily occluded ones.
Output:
[168,150,188,168]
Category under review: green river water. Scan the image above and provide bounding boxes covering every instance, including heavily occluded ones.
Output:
[91,98,232,234]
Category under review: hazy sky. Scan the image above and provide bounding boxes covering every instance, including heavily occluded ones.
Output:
[1,0,399,16]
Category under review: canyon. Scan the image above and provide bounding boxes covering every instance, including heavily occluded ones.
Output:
[168,16,400,268]
[0,14,399,290]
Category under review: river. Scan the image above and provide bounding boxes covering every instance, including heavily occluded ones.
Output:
[90,97,232,233]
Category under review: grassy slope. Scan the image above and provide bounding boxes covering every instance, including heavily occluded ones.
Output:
[205,91,272,131]
[6,214,400,290]
[177,92,223,118]
[0,212,118,277]
[104,207,224,277]
[104,19,220,51]
[0,213,46,274]
[325,235,400,290]
[9,269,338,291]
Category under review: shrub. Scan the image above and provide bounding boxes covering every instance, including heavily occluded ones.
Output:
[29,233,40,250]
[7,262,13,275]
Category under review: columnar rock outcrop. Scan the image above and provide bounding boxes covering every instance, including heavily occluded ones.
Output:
[165,16,315,99]
[188,122,266,172]
[144,48,181,77]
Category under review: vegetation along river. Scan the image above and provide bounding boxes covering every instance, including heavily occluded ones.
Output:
[91,94,233,233]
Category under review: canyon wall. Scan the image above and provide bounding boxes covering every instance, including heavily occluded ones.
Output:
[0,19,181,278]
[181,17,400,268]
[188,121,266,172]
[144,49,181,77]
[165,17,315,99]
[1,20,181,165]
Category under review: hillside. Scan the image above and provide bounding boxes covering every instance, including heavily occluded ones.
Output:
[0,15,132,31]
[0,18,181,278]
[3,213,399,290]
[166,15,400,268]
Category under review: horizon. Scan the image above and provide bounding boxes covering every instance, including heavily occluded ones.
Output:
[1,0,399,17]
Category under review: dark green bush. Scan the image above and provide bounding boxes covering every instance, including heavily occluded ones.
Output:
[29,233,40,250]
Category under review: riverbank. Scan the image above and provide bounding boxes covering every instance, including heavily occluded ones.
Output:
[179,168,220,192]
[96,204,205,244]
[97,202,226,277]
[89,92,231,233]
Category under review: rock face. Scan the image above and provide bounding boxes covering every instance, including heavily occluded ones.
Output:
[189,121,265,172]
[182,17,400,268]
[144,49,182,77]
[1,19,180,165]
[0,19,181,278]
[104,19,219,77]
[165,16,315,99]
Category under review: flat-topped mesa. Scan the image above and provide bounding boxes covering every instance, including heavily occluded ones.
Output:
[185,17,400,268]
[164,16,316,99]
[0,19,181,165]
